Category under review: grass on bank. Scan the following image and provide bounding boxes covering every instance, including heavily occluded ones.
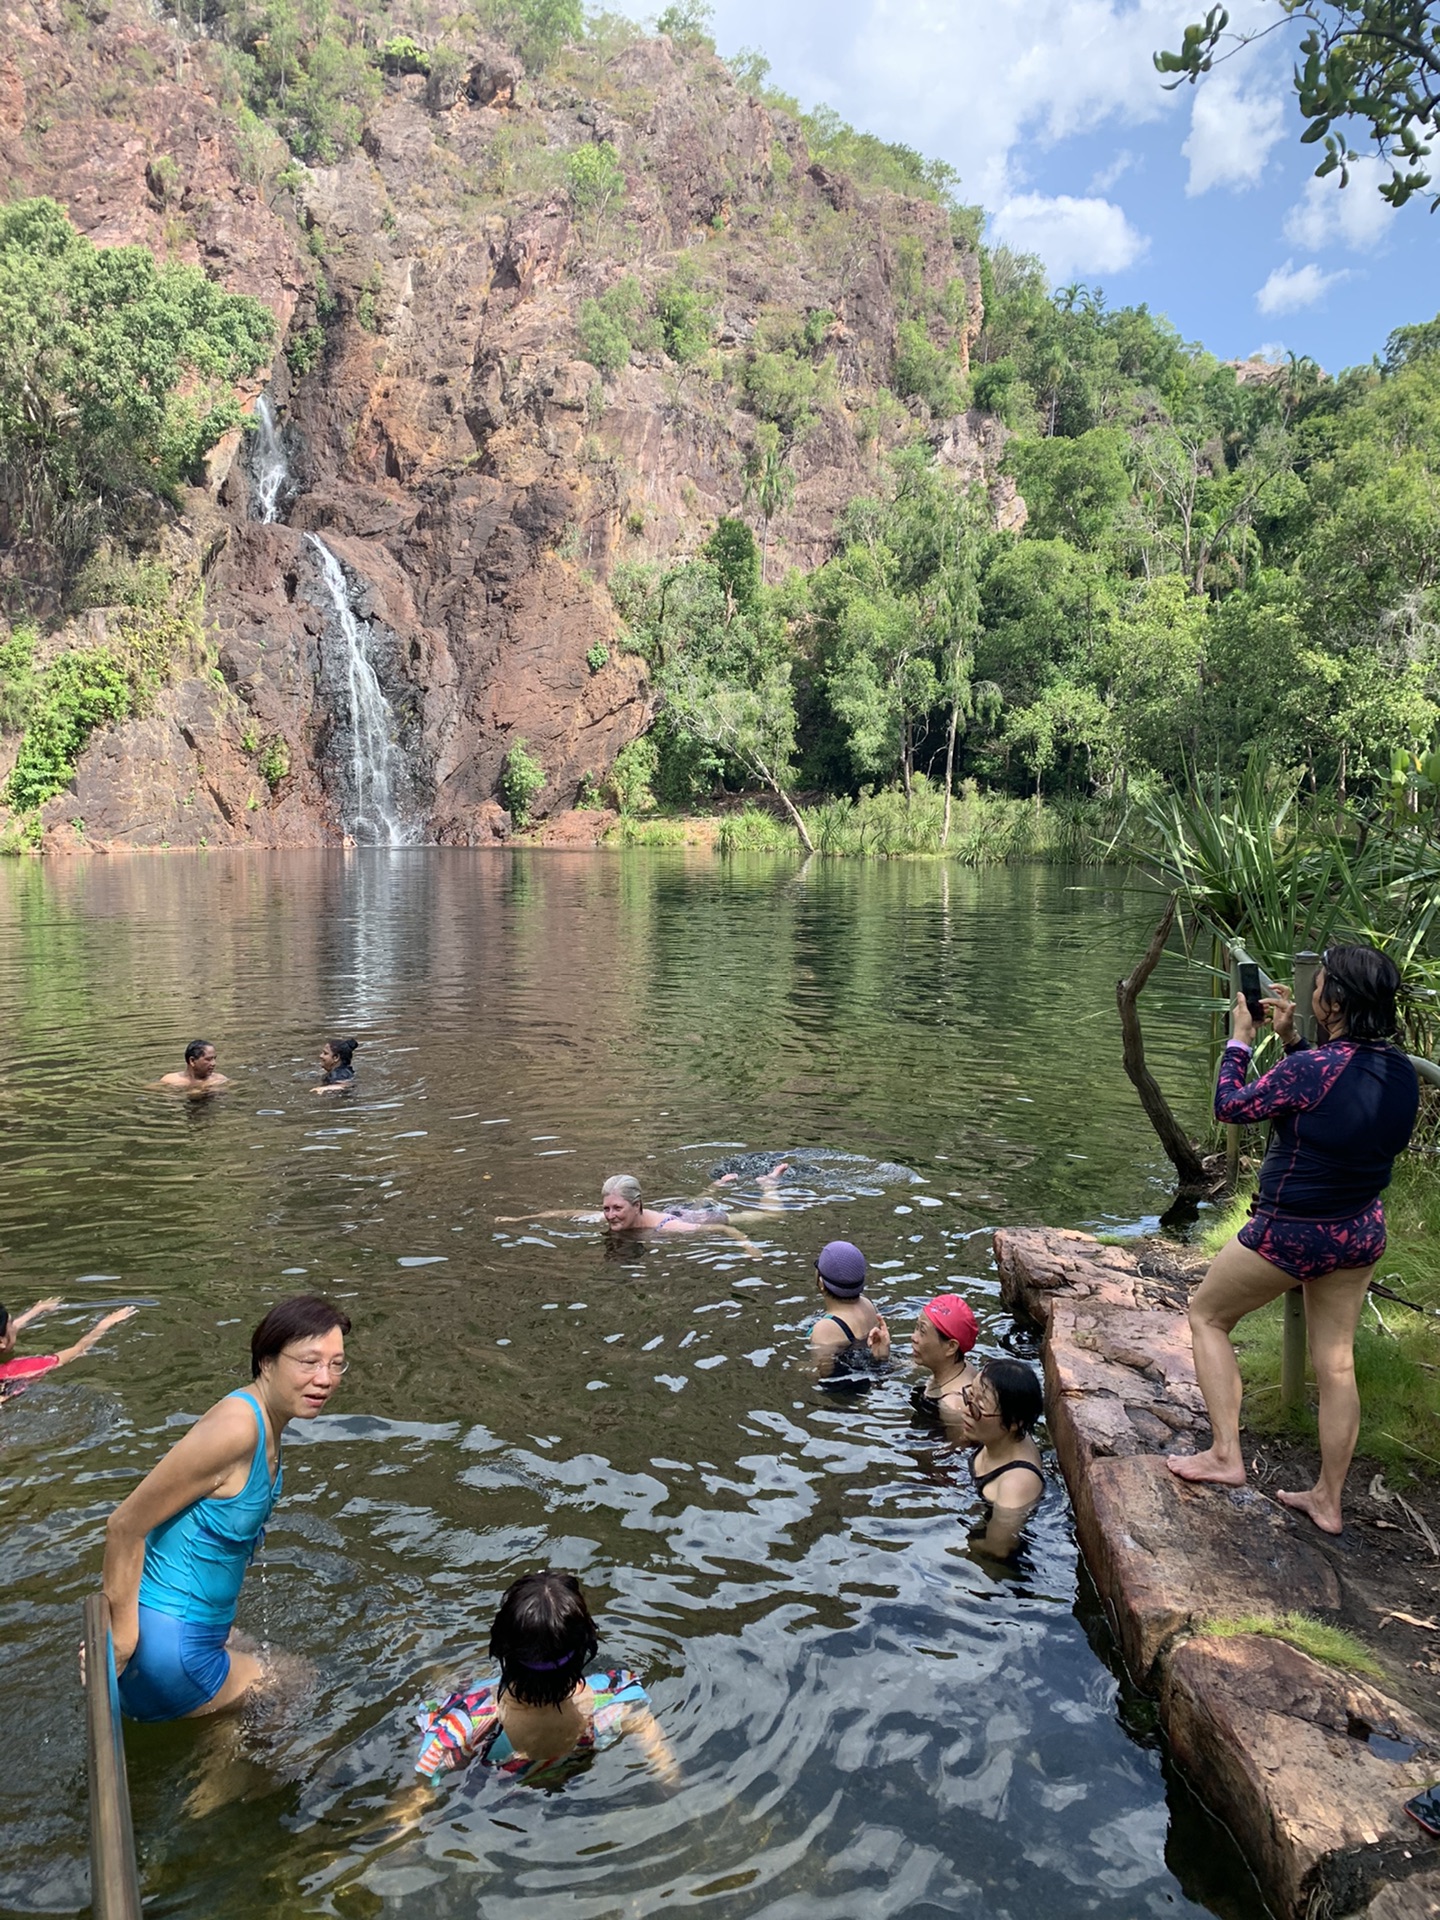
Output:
[1204,1611,1385,1678]
[1200,1157,1440,1483]
[600,783,1118,862]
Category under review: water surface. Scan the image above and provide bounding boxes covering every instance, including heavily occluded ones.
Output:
[0,852,1260,1920]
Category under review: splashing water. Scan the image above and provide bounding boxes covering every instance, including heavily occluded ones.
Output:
[251,395,291,525]
[307,534,411,845]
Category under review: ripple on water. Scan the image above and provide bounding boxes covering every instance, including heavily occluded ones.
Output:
[0,854,1248,1920]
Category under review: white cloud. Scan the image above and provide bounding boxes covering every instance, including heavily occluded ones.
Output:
[991,193,1150,282]
[1183,75,1285,194]
[1284,156,1398,252]
[1089,149,1138,194]
[1255,260,1352,315]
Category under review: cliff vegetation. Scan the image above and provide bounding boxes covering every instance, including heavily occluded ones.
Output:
[0,0,1437,851]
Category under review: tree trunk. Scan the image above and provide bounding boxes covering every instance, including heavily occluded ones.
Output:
[1116,895,1211,1190]
[940,698,960,848]
[772,781,815,853]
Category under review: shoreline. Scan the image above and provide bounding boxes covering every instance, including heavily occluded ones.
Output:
[996,1225,1440,1919]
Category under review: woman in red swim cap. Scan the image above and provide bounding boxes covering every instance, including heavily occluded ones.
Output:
[910,1293,978,1427]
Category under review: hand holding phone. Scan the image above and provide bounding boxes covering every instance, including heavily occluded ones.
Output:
[1238,962,1266,1024]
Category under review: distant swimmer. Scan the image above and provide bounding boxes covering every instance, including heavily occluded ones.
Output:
[498,1174,772,1251]
[0,1297,138,1390]
[157,1040,230,1092]
[312,1036,358,1095]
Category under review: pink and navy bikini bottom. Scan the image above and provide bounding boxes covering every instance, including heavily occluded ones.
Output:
[1238,1199,1387,1282]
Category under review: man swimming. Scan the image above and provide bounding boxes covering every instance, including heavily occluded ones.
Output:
[157,1040,231,1091]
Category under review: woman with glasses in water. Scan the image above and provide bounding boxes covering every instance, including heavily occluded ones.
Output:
[103,1295,351,1722]
[960,1358,1046,1560]
[1168,944,1419,1535]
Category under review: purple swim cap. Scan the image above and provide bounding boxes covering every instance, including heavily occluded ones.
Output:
[816,1240,867,1298]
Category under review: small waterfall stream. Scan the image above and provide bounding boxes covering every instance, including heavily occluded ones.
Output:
[306,534,413,845]
[251,395,290,525]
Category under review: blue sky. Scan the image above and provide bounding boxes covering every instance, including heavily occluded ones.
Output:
[623,0,1440,373]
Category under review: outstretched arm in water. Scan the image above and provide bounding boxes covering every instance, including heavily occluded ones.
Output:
[52,1306,137,1369]
[495,1209,603,1224]
[10,1295,63,1331]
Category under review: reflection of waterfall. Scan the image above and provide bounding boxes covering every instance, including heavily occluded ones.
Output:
[307,534,414,846]
[251,395,291,524]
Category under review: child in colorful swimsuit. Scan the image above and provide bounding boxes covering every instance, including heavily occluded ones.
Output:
[1169,945,1419,1534]
[415,1571,677,1786]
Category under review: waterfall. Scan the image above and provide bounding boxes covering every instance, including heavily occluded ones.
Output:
[251,395,291,524]
[307,534,413,845]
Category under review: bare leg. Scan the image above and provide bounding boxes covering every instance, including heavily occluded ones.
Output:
[1275,1265,1373,1534]
[1168,1236,1292,1487]
[187,1637,264,1718]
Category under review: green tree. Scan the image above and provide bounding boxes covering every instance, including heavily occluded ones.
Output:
[1158,0,1440,209]
[0,199,274,578]
[565,141,626,226]
[743,424,796,582]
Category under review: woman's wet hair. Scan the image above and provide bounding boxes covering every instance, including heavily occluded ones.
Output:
[327,1036,359,1068]
[490,1569,599,1707]
[601,1174,642,1207]
[184,1039,213,1064]
[1318,944,1402,1041]
[251,1295,352,1378]
[980,1358,1044,1437]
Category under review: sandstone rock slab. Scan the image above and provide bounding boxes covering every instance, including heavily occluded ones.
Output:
[1163,1635,1439,1920]
[1362,1870,1440,1917]
[1072,1453,1342,1681]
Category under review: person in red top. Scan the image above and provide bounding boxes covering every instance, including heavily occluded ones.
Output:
[0,1296,137,1387]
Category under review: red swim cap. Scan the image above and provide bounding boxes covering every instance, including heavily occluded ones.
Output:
[922,1294,977,1351]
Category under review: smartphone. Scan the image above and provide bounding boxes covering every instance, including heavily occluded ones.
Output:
[1238,962,1266,1023]
[1405,1784,1440,1837]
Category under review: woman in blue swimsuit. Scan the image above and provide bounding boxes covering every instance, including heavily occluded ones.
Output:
[103,1295,351,1722]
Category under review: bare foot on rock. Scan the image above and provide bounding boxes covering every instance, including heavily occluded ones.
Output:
[1275,1487,1343,1535]
[1167,1448,1246,1487]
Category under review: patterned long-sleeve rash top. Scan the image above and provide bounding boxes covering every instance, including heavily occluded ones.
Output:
[1215,1037,1419,1220]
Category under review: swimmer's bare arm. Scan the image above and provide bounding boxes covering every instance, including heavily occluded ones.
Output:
[103,1395,257,1668]
[623,1706,680,1787]
[10,1295,63,1331]
[53,1305,137,1369]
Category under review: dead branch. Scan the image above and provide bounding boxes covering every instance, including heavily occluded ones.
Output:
[1117,894,1210,1190]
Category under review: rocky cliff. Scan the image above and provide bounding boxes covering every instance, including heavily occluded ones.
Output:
[1,2,1017,849]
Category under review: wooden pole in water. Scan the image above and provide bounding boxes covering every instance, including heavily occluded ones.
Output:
[1280,952,1322,1412]
[83,1594,142,1920]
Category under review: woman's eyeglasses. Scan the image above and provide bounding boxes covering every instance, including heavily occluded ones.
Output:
[280,1351,349,1377]
[960,1385,998,1419]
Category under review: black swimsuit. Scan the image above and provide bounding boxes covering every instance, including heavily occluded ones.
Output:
[969,1455,1046,1499]
[817,1313,885,1390]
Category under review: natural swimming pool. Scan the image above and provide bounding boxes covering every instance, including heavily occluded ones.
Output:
[0,851,1267,1919]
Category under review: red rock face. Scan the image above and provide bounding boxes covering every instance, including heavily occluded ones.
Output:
[7,4,1008,849]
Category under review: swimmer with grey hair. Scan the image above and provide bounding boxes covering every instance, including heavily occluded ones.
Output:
[498,1173,773,1251]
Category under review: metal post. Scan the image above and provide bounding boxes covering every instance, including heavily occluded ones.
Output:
[83,1594,142,1920]
[1225,948,1242,1188]
[1280,951,1322,1413]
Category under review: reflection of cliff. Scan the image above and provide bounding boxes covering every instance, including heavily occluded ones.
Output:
[2,4,1015,850]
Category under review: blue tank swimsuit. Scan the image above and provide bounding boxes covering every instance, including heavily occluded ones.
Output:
[117,1390,282,1723]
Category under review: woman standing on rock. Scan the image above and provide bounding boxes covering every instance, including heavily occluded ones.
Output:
[1168,946,1418,1534]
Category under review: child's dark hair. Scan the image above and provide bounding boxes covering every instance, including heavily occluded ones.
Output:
[0,1304,9,1340]
[328,1036,358,1068]
[490,1570,599,1708]
[980,1357,1044,1437]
